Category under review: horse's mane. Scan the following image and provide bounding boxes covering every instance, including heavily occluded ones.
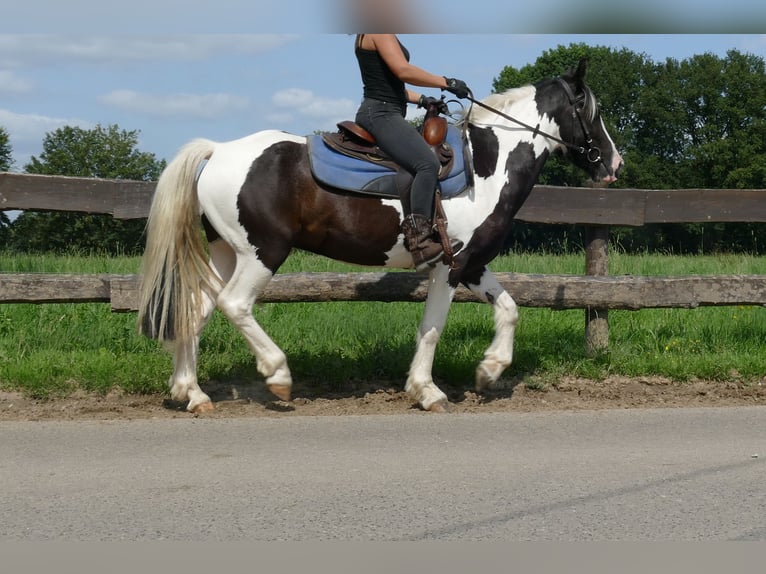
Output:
[462,85,535,125]
[462,79,598,125]
[573,83,598,123]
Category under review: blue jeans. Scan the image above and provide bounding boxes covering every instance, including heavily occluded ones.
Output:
[355,98,440,217]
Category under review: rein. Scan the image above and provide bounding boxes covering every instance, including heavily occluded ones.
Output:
[464,81,603,165]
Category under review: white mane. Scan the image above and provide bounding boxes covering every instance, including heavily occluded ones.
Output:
[465,85,536,125]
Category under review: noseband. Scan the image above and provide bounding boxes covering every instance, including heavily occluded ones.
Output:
[465,80,603,165]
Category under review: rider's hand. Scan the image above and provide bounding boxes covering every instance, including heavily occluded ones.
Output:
[443,77,470,99]
[418,95,449,115]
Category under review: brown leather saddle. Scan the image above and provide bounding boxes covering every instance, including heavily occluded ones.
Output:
[321,113,455,180]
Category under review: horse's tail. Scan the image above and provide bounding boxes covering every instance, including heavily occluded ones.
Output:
[137,138,222,343]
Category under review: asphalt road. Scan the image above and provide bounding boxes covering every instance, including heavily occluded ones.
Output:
[1,407,764,541]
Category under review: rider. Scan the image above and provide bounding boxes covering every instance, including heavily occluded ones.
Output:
[353,33,471,270]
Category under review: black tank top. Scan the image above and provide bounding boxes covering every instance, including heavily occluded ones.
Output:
[355,35,410,107]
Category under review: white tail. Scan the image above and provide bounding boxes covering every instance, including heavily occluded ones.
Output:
[137,139,221,342]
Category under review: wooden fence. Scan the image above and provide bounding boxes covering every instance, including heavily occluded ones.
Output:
[2,171,765,352]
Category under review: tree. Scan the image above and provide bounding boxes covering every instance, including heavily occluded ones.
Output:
[8,124,166,254]
[626,50,766,252]
[0,126,12,171]
[0,127,14,247]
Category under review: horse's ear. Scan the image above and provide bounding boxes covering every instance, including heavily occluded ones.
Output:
[574,58,588,87]
[563,58,588,89]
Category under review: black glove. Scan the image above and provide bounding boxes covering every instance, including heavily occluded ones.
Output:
[417,95,449,115]
[443,77,470,99]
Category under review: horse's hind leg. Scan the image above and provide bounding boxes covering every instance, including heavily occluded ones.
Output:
[168,285,217,412]
[215,250,292,401]
[168,239,233,413]
[406,264,455,412]
[464,268,519,391]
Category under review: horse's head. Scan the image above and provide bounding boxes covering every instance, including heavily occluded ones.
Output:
[540,59,624,184]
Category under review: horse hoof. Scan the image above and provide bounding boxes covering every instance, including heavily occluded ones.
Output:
[268,384,292,402]
[427,400,450,413]
[475,365,495,392]
[191,401,215,414]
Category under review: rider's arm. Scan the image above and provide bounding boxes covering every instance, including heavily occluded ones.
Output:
[368,34,449,90]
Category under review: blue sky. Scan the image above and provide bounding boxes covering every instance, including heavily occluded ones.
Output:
[2,33,765,170]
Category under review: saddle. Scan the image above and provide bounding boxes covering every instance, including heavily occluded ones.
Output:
[321,113,455,180]
[306,100,472,201]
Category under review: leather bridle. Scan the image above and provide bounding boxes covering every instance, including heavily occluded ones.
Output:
[464,79,604,166]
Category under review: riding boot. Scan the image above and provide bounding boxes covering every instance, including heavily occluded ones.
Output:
[401,214,463,271]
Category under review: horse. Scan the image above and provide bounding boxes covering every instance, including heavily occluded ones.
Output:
[137,58,624,414]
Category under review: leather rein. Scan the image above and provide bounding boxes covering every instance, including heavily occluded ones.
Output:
[464,79,603,165]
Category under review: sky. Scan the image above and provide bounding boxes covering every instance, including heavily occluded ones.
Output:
[1,1,765,170]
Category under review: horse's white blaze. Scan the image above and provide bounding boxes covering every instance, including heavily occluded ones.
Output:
[600,116,624,179]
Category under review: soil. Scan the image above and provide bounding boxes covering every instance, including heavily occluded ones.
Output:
[1,375,765,421]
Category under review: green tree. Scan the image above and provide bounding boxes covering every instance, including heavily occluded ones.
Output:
[0,126,12,171]
[626,50,766,252]
[0,127,14,246]
[9,124,165,254]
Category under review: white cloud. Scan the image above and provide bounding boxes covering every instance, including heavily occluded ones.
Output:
[0,108,93,143]
[271,87,356,130]
[100,90,250,119]
[0,108,94,168]
[264,112,295,126]
[0,35,298,68]
[0,70,33,95]
[272,88,314,108]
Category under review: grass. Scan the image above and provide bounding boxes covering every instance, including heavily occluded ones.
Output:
[1,249,764,399]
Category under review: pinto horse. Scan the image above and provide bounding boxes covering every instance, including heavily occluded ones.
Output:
[137,59,623,413]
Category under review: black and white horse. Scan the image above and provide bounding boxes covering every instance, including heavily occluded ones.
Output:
[137,59,623,413]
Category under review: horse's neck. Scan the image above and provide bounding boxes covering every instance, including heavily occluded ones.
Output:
[469,101,556,170]
[498,98,560,157]
[466,111,553,222]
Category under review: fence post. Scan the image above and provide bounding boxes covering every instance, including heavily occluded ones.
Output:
[584,225,609,355]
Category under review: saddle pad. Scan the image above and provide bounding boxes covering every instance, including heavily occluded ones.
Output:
[307,125,470,200]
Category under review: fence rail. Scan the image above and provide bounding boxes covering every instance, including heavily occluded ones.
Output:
[2,272,765,312]
[3,171,766,224]
[2,172,765,352]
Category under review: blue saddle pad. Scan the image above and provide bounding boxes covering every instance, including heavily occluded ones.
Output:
[307,124,470,199]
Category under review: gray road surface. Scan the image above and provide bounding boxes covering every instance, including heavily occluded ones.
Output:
[1,407,764,541]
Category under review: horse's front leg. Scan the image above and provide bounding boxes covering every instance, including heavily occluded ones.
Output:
[464,267,519,392]
[406,264,455,412]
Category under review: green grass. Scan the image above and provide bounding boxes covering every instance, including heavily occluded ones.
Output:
[1,250,764,399]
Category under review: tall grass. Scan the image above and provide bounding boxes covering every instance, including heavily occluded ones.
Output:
[1,250,764,398]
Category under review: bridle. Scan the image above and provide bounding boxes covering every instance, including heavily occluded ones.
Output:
[464,79,604,165]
